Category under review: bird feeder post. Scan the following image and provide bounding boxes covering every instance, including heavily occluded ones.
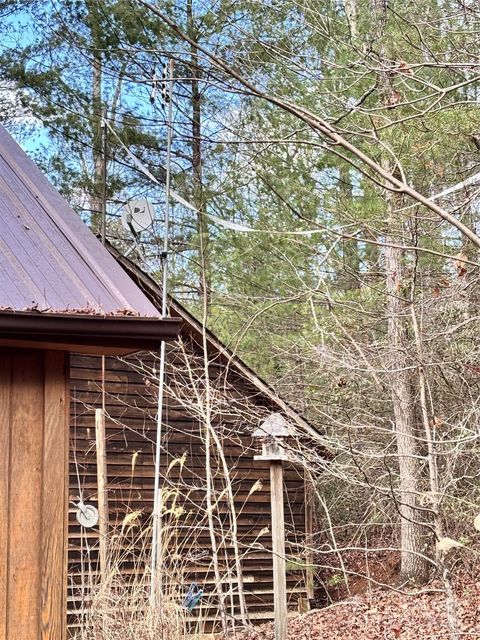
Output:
[254,414,290,640]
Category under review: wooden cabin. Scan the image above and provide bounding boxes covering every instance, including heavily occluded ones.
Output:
[0,125,181,640]
[68,250,322,635]
[0,122,323,638]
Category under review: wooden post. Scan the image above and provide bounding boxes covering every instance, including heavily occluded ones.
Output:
[95,408,109,580]
[270,459,288,640]
[304,470,315,602]
[253,413,290,640]
[0,349,68,640]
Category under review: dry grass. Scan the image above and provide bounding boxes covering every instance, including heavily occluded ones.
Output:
[71,510,188,640]
[80,576,185,640]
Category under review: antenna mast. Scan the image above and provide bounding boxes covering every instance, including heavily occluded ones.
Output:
[98,113,110,582]
[101,115,107,245]
[150,58,174,603]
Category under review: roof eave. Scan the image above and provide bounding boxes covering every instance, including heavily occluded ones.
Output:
[0,311,182,355]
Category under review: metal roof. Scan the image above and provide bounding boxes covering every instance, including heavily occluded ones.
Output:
[0,124,161,317]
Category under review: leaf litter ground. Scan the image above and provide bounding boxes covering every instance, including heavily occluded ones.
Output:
[227,578,480,639]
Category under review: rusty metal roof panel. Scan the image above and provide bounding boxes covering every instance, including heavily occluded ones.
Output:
[0,125,161,317]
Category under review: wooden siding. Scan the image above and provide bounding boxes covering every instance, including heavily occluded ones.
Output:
[68,343,308,634]
[0,349,69,640]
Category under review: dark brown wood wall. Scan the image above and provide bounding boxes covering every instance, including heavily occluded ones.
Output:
[68,346,308,634]
[0,349,69,640]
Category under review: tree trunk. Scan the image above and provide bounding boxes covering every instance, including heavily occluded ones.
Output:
[372,0,430,583]
[384,220,429,583]
[187,0,210,309]
[86,0,104,233]
[339,166,360,290]
[344,0,358,40]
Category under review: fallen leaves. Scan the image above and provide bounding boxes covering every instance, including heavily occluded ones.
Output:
[227,577,480,640]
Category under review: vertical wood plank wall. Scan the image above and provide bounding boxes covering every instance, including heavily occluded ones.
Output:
[0,349,69,640]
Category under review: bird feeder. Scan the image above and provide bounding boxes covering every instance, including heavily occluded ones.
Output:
[253,413,290,461]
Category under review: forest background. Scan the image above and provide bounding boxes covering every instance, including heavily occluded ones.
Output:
[2,0,480,636]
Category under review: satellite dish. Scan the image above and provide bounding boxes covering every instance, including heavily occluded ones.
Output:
[75,502,99,529]
[121,199,155,234]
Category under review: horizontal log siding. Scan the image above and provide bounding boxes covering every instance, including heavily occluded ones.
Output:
[68,343,307,634]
